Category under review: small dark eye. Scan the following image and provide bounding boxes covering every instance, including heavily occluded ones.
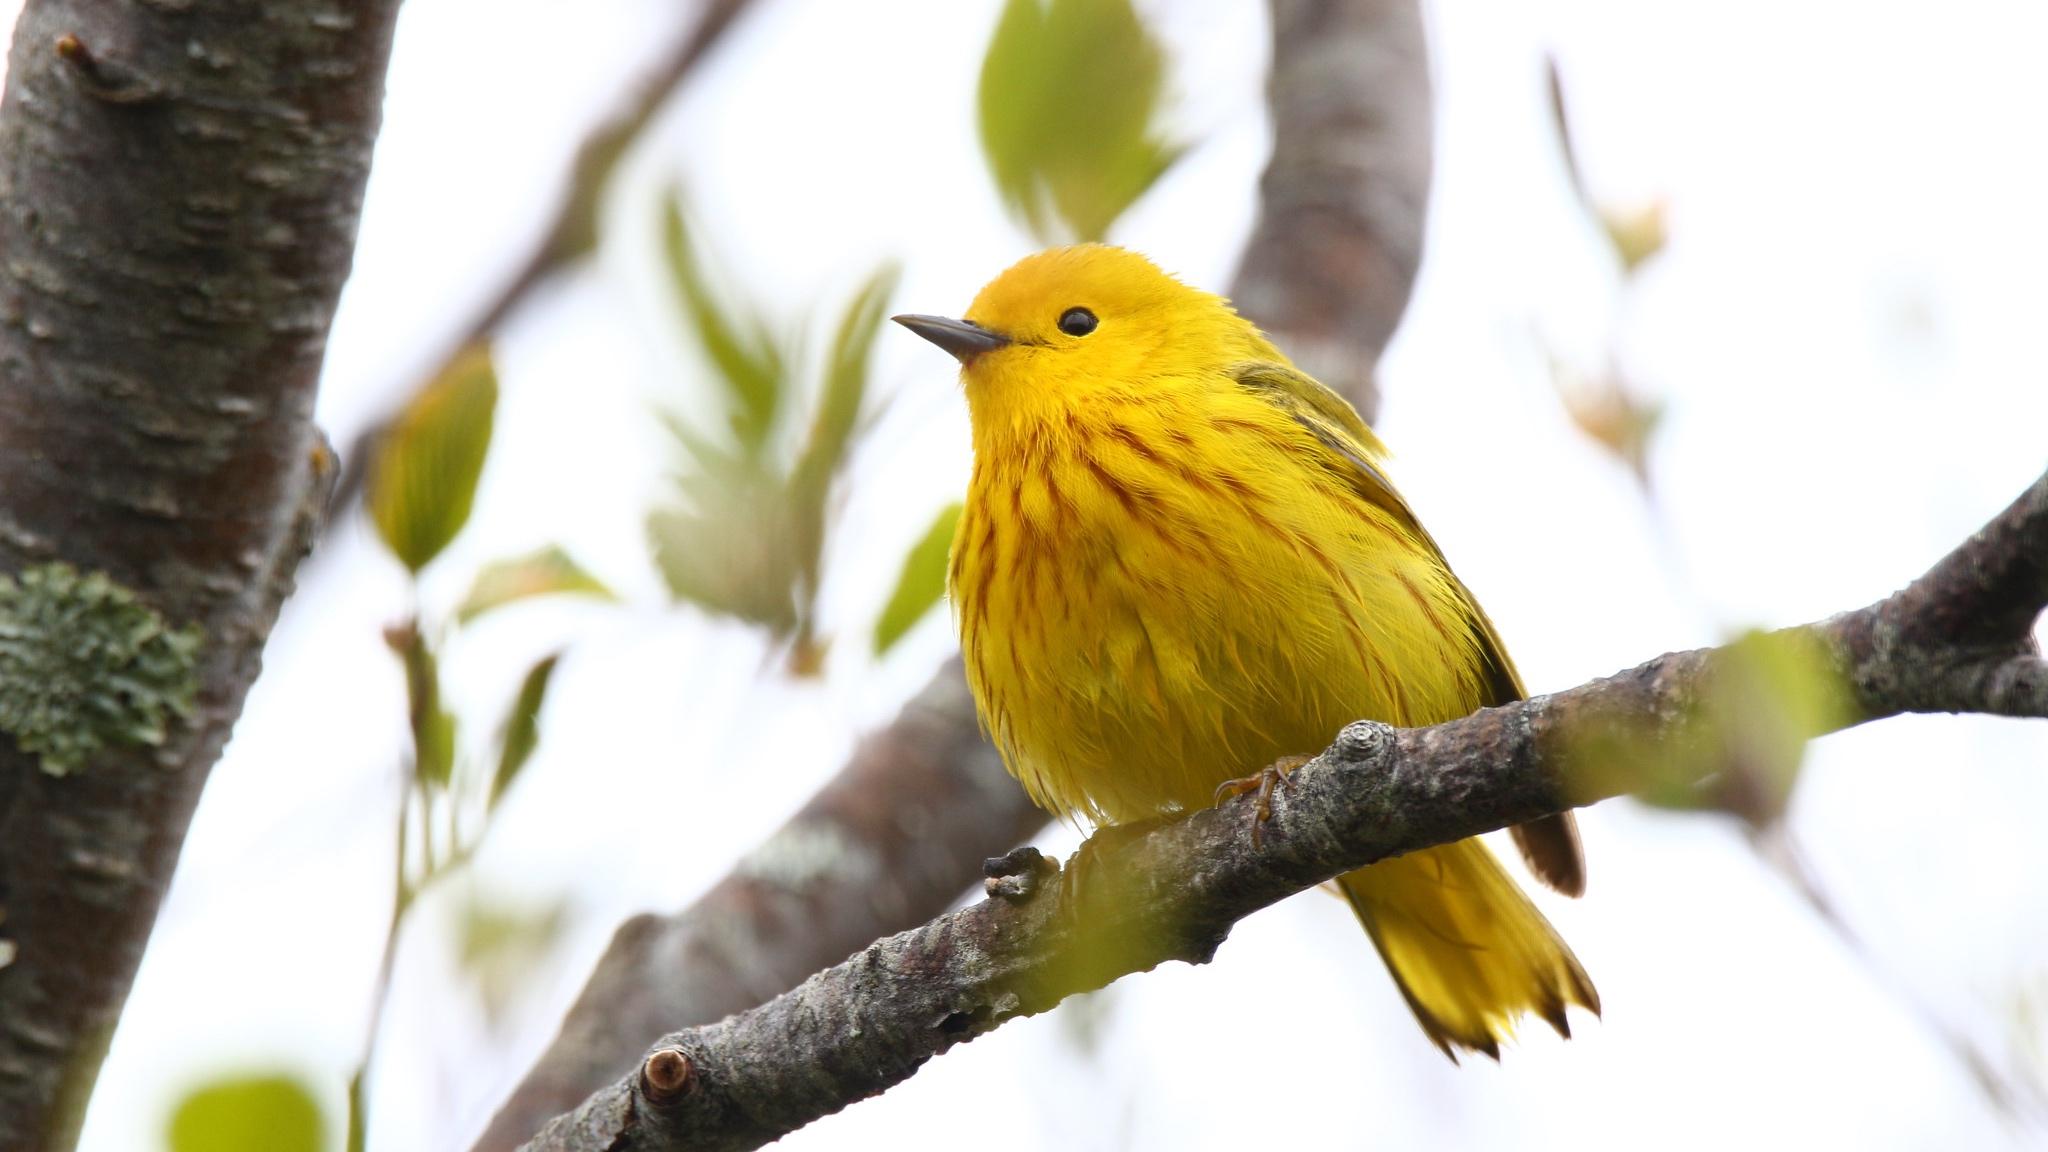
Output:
[1058,307,1098,337]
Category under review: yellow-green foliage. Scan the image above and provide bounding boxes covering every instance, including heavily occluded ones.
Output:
[978,0,1182,243]
[873,502,960,656]
[0,563,202,776]
[167,1073,322,1152]
[369,344,498,574]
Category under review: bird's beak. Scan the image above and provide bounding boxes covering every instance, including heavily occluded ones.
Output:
[892,314,1011,364]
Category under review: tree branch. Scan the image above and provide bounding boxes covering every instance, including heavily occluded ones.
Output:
[475,1,1434,1144]
[518,469,2047,1152]
[326,0,758,522]
[0,2,399,1147]
[1232,0,1433,415]
[470,662,1043,1150]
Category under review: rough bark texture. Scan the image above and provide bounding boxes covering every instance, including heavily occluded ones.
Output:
[475,1,1433,1144]
[471,663,1042,1151]
[520,467,2048,1152]
[0,3,400,1147]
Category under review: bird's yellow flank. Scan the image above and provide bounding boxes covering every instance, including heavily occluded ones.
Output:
[895,244,1596,1058]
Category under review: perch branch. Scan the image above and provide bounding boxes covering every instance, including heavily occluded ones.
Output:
[520,467,2048,1152]
[469,664,1042,1150]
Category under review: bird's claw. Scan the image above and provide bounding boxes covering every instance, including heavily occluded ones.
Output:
[1212,754,1310,849]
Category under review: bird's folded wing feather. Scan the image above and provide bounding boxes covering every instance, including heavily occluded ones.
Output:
[1229,360,1586,897]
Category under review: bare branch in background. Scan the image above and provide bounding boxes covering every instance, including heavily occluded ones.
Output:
[474,1,1434,1145]
[522,466,2048,1152]
[1233,0,1433,415]
[326,0,759,521]
[0,1,401,1146]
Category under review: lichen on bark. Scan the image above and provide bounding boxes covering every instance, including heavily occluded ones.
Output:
[0,563,200,776]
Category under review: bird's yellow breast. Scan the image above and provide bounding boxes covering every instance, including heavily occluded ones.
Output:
[952,372,1492,826]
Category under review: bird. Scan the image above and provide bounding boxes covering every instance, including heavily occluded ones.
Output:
[894,243,1597,1059]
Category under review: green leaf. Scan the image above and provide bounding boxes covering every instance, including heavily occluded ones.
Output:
[167,1072,324,1152]
[1573,628,1855,827]
[978,0,1184,242]
[648,469,803,633]
[456,547,617,625]
[661,196,785,453]
[454,891,567,1026]
[490,652,560,810]
[368,344,498,573]
[386,623,456,790]
[789,264,901,607]
[874,503,961,656]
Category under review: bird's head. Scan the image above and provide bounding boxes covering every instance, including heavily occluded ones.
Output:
[894,244,1272,425]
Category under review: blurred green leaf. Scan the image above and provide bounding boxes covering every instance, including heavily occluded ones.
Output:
[385,623,456,790]
[167,1072,324,1152]
[1057,985,1118,1058]
[1577,628,1855,826]
[1550,359,1664,486]
[790,264,902,608]
[650,255,898,662]
[662,197,785,453]
[1600,199,1668,274]
[454,891,567,1027]
[367,344,497,574]
[490,652,560,811]
[978,0,1184,242]
[649,465,804,633]
[456,546,616,625]
[874,503,961,656]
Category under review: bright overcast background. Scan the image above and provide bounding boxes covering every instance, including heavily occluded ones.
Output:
[5,0,2044,1148]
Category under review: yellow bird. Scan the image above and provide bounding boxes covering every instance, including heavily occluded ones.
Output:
[896,244,1597,1058]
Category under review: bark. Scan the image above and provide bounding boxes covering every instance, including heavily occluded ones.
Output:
[474,1,1432,1144]
[522,466,2048,1152]
[1232,0,1433,415]
[470,663,1043,1151]
[0,3,400,1147]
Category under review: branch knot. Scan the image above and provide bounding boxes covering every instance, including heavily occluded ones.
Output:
[639,1047,697,1106]
[1329,719,1396,764]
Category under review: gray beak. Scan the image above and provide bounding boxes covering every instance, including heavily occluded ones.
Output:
[892,314,1011,363]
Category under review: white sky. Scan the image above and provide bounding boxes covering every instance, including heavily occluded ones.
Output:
[1,0,2042,1149]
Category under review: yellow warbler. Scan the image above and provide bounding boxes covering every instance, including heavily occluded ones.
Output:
[896,244,1596,1058]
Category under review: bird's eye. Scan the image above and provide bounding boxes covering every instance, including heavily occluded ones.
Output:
[1058,307,1098,337]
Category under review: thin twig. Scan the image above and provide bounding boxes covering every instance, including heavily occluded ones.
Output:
[327,0,759,521]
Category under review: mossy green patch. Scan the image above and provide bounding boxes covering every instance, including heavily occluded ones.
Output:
[0,563,202,775]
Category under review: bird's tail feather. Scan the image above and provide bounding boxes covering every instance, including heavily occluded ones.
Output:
[1336,838,1599,1059]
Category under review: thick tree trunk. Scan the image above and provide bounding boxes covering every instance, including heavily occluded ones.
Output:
[0,3,401,1147]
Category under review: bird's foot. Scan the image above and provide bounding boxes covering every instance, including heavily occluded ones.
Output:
[1212,754,1311,848]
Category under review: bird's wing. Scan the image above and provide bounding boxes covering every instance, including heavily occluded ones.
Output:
[1230,360,1586,896]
